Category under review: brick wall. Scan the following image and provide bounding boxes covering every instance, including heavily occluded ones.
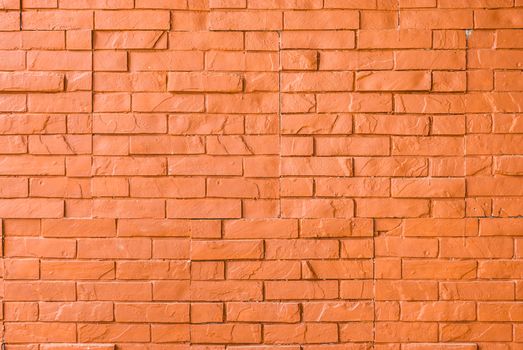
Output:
[1,0,523,348]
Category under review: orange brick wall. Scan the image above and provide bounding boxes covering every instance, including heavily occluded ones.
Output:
[1,0,523,349]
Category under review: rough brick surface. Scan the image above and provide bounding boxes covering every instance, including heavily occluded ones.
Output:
[0,1,522,349]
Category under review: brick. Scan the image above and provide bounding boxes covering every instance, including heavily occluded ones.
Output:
[115,302,189,322]
[41,261,115,280]
[265,281,338,300]
[39,302,113,322]
[441,281,514,300]
[400,9,473,28]
[468,49,523,69]
[0,72,64,92]
[4,281,76,301]
[29,134,92,154]
[60,0,133,8]
[129,51,203,71]
[468,177,523,196]
[403,260,477,280]
[375,237,438,257]
[433,30,467,49]
[117,219,219,238]
[376,280,438,301]
[277,136,312,158]
[190,281,262,301]
[227,302,300,322]
[5,323,76,343]
[315,178,390,197]
[359,29,432,48]
[265,239,339,259]
[206,51,278,71]
[169,114,243,135]
[0,94,26,112]
[395,50,465,70]
[28,92,91,113]
[284,10,358,29]
[441,237,513,258]
[467,134,523,155]
[207,178,279,198]
[207,93,278,113]
[356,71,431,91]
[132,93,204,112]
[282,71,353,92]
[301,218,374,237]
[375,322,438,342]
[320,50,393,70]
[4,259,39,279]
[281,50,318,70]
[191,324,261,344]
[0,0,19,9]
[191,240,263,260]
[440,323,512,342]
[95,30,166,49]
[28,51,91,71]
[117,261,189,280]
[4,301,38,321]
[130,135,204,154]
[0,199,64,218]
[316,136,390,156]
[0,50,24,70]
[209,11,282,30]
[0,114,65,134]
[78,238,151,259]
[391,178,465,198]
[392,136,464,155]
[475,9,523,28]
[78,282,152,301]
[92,156,166,176]
[282,31,355,49]
[281,198,353,218]
[317,92,392,112]
[403,218,478,236]
[168,156,242,175]
[303,260,372,279]
[167,199,241,219]
[480,218,523,236]
[151,324,189,343]
[42,219,116,237]
[224,219,298,238]
[78,324,150,342]
[94,72,166,92]
[0,177,28,197]
[95,10,169,30]
[354,157,428,176]
[167,72,242,92]
[281,113,352,134]
[357,198,430,218]
[22,10,93,30]
[264,323,338,344]
[130,177,204,198]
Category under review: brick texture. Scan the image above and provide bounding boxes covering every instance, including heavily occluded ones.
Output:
[0,0,522,349]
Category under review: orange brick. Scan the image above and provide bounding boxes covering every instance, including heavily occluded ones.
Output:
[356,71,431,91]
[209,11,282,30]
[358,29,432,48]
[94,10,170,30]
[227,302,300,322]
[284,10,359,29]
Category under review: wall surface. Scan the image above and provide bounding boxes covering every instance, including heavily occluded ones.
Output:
[0,0,523,349]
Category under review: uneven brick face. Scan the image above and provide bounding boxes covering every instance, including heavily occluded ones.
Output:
[0,1,522,348]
